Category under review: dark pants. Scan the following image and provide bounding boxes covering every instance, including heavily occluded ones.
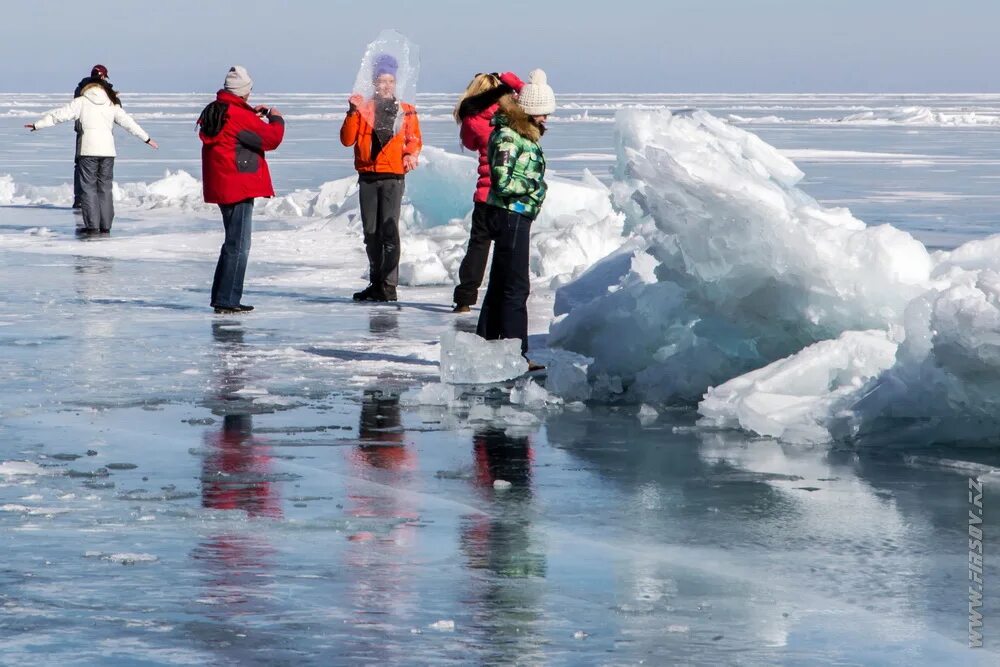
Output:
[453,202,496,307]
[73,128,83,209]
[477,209,532,356]
[77,156,114,231]
[211,199,254,308]
[73,158,83,209]
[358,177,403,292]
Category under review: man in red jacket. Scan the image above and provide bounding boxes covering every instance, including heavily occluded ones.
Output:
[198,66,285,314]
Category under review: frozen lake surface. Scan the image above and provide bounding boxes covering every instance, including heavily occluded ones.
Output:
[1,93,998,665]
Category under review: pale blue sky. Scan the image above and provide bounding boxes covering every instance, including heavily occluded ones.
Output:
[2,0,996,93]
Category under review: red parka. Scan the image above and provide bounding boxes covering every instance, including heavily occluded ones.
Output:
[199,90,285,205]
[458,72,524,203]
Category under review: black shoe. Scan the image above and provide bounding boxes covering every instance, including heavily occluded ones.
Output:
[98,229,110,235]
[452,304,471,314]
[75,227,97,236]
[353,285,383,302]
[213,306,241,314]
[237,304,254,312]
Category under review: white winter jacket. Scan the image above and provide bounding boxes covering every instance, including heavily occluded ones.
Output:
[33,84,149,157]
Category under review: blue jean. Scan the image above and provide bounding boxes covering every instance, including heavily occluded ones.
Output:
[211,199,254,308]
[477,209,532,356]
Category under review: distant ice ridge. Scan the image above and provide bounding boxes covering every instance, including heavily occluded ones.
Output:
[828,106,1000,126]
[728,106,1000,127]
[0,145,625,287]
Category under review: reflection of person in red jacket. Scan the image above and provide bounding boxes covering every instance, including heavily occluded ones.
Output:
[451,72,524,313]
[341,54,422,304]
[202,414,282,519]
[198,65,285,314]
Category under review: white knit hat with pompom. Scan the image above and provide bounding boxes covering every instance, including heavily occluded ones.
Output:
[517,69,556,115]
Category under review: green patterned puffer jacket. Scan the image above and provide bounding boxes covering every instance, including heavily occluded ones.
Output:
[486,113,547,219]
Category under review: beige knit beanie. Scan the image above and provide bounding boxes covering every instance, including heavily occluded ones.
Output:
[224,65,253,98]
[517,69,555,115]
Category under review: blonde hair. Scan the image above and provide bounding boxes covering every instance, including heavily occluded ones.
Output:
[453,73,502,123]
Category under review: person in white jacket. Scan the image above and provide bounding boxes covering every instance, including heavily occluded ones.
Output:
[26,80,158,235]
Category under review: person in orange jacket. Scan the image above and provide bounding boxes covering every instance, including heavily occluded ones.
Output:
[340,54,422,302]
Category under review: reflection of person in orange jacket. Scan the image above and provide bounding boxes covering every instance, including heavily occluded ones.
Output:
[341,53,422,304]
[347,389,419,537]
[343,390,419,658]
[355,389,413,471]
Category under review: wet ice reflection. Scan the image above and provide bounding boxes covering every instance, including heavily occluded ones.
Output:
[0,252,996,663]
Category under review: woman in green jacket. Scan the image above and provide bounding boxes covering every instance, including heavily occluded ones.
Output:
[476,69,555,367]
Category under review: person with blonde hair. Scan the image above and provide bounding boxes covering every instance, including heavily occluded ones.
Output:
[451,71,523,313]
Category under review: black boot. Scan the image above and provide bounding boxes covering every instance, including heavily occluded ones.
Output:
[353,285,384,302]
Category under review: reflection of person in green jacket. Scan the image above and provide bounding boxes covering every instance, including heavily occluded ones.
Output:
[477,69,555,368]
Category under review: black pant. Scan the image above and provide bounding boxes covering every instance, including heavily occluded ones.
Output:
[73,128,83,208]
[73,158,83,209]
[358,177,404,291]
[453,202,495,307]
[77,156,114,232]
[477,209,532,356]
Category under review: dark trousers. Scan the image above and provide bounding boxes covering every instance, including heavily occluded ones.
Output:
[73,128,83,209]
[477,209,532,356]
[453,202,495,307]
[77,156,114,231]
[73,158,83,209]
[211,199,254,308]
[358,177,403,291]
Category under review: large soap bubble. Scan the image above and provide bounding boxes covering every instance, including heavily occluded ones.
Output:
[350,29,420,134]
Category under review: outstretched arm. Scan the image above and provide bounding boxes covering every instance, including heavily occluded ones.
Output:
[112,106,158,148]
[112,106,151,142]
[28,98,83,131]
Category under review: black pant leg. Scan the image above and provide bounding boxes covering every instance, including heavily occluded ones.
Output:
[358,180,381,285]
[377,178,404,290]
[77,157,100,231]
[500,213,532,355]
[476,207,511,342]
[453,202,495,306]
[96,158,114,231]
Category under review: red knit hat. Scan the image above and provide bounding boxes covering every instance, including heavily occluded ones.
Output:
[91,64,108,78]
